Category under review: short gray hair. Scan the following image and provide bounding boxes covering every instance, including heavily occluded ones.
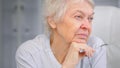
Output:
[43,0,94,35]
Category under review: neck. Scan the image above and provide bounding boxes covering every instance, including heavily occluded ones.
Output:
[50,31,69,64]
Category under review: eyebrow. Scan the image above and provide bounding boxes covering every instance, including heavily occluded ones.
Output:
[76,10,94,16]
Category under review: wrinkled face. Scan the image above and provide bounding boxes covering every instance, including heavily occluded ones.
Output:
[50,1,94,44]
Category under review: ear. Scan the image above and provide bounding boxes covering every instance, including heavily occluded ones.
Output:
[47,17,56,29]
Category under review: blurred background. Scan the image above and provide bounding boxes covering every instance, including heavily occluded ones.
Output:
[0,0,120,68]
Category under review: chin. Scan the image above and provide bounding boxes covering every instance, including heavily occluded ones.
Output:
[79,39,87,43]
[79,41,87,43]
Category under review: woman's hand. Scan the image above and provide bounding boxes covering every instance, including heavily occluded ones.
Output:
[62,42,95,68]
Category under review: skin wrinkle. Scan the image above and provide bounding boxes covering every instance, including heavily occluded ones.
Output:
[44,0,94,35]
[48,0,94,65]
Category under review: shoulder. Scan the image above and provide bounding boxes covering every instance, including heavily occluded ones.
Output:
[87,36,105,48]
[16,34,49,57]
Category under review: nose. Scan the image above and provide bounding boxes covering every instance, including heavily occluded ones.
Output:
[80,19,91,30]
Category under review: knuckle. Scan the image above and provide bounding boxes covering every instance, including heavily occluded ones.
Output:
[71,43,78,50]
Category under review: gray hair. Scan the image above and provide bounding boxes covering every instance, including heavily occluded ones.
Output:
[42,0,94,35]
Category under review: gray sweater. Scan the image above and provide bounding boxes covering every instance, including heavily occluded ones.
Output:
[16,34,106,68]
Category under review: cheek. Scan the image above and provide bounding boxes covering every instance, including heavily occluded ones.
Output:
[88,24,92,35]
[64,21,81,43]
[56,15,83,43]
[56,20,80,43]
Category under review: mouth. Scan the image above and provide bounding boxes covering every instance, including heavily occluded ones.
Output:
[72,33,89,43]
[76,34,88,39]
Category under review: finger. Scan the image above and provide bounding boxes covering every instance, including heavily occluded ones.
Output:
[88,47,92,57]
[89,47,95,57]
[88,47,91,57]
[84,46,93,57]
[85,48,89,57]
[90,49,93,57]
[91,48,95,56]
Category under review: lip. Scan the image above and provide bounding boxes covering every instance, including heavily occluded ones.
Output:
[76,34,88,39]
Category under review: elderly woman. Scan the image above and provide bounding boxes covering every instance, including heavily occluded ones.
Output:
[16,0,106,68]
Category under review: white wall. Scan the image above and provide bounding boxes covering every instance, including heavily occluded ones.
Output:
[92,6,120,68]
[92,6,115,44]
[108,7,120,68]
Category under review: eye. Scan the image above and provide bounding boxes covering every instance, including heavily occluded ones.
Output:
[74,15,83,20]
[88,17,93,22]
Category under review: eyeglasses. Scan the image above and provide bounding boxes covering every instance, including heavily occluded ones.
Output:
[80,43,108,68]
